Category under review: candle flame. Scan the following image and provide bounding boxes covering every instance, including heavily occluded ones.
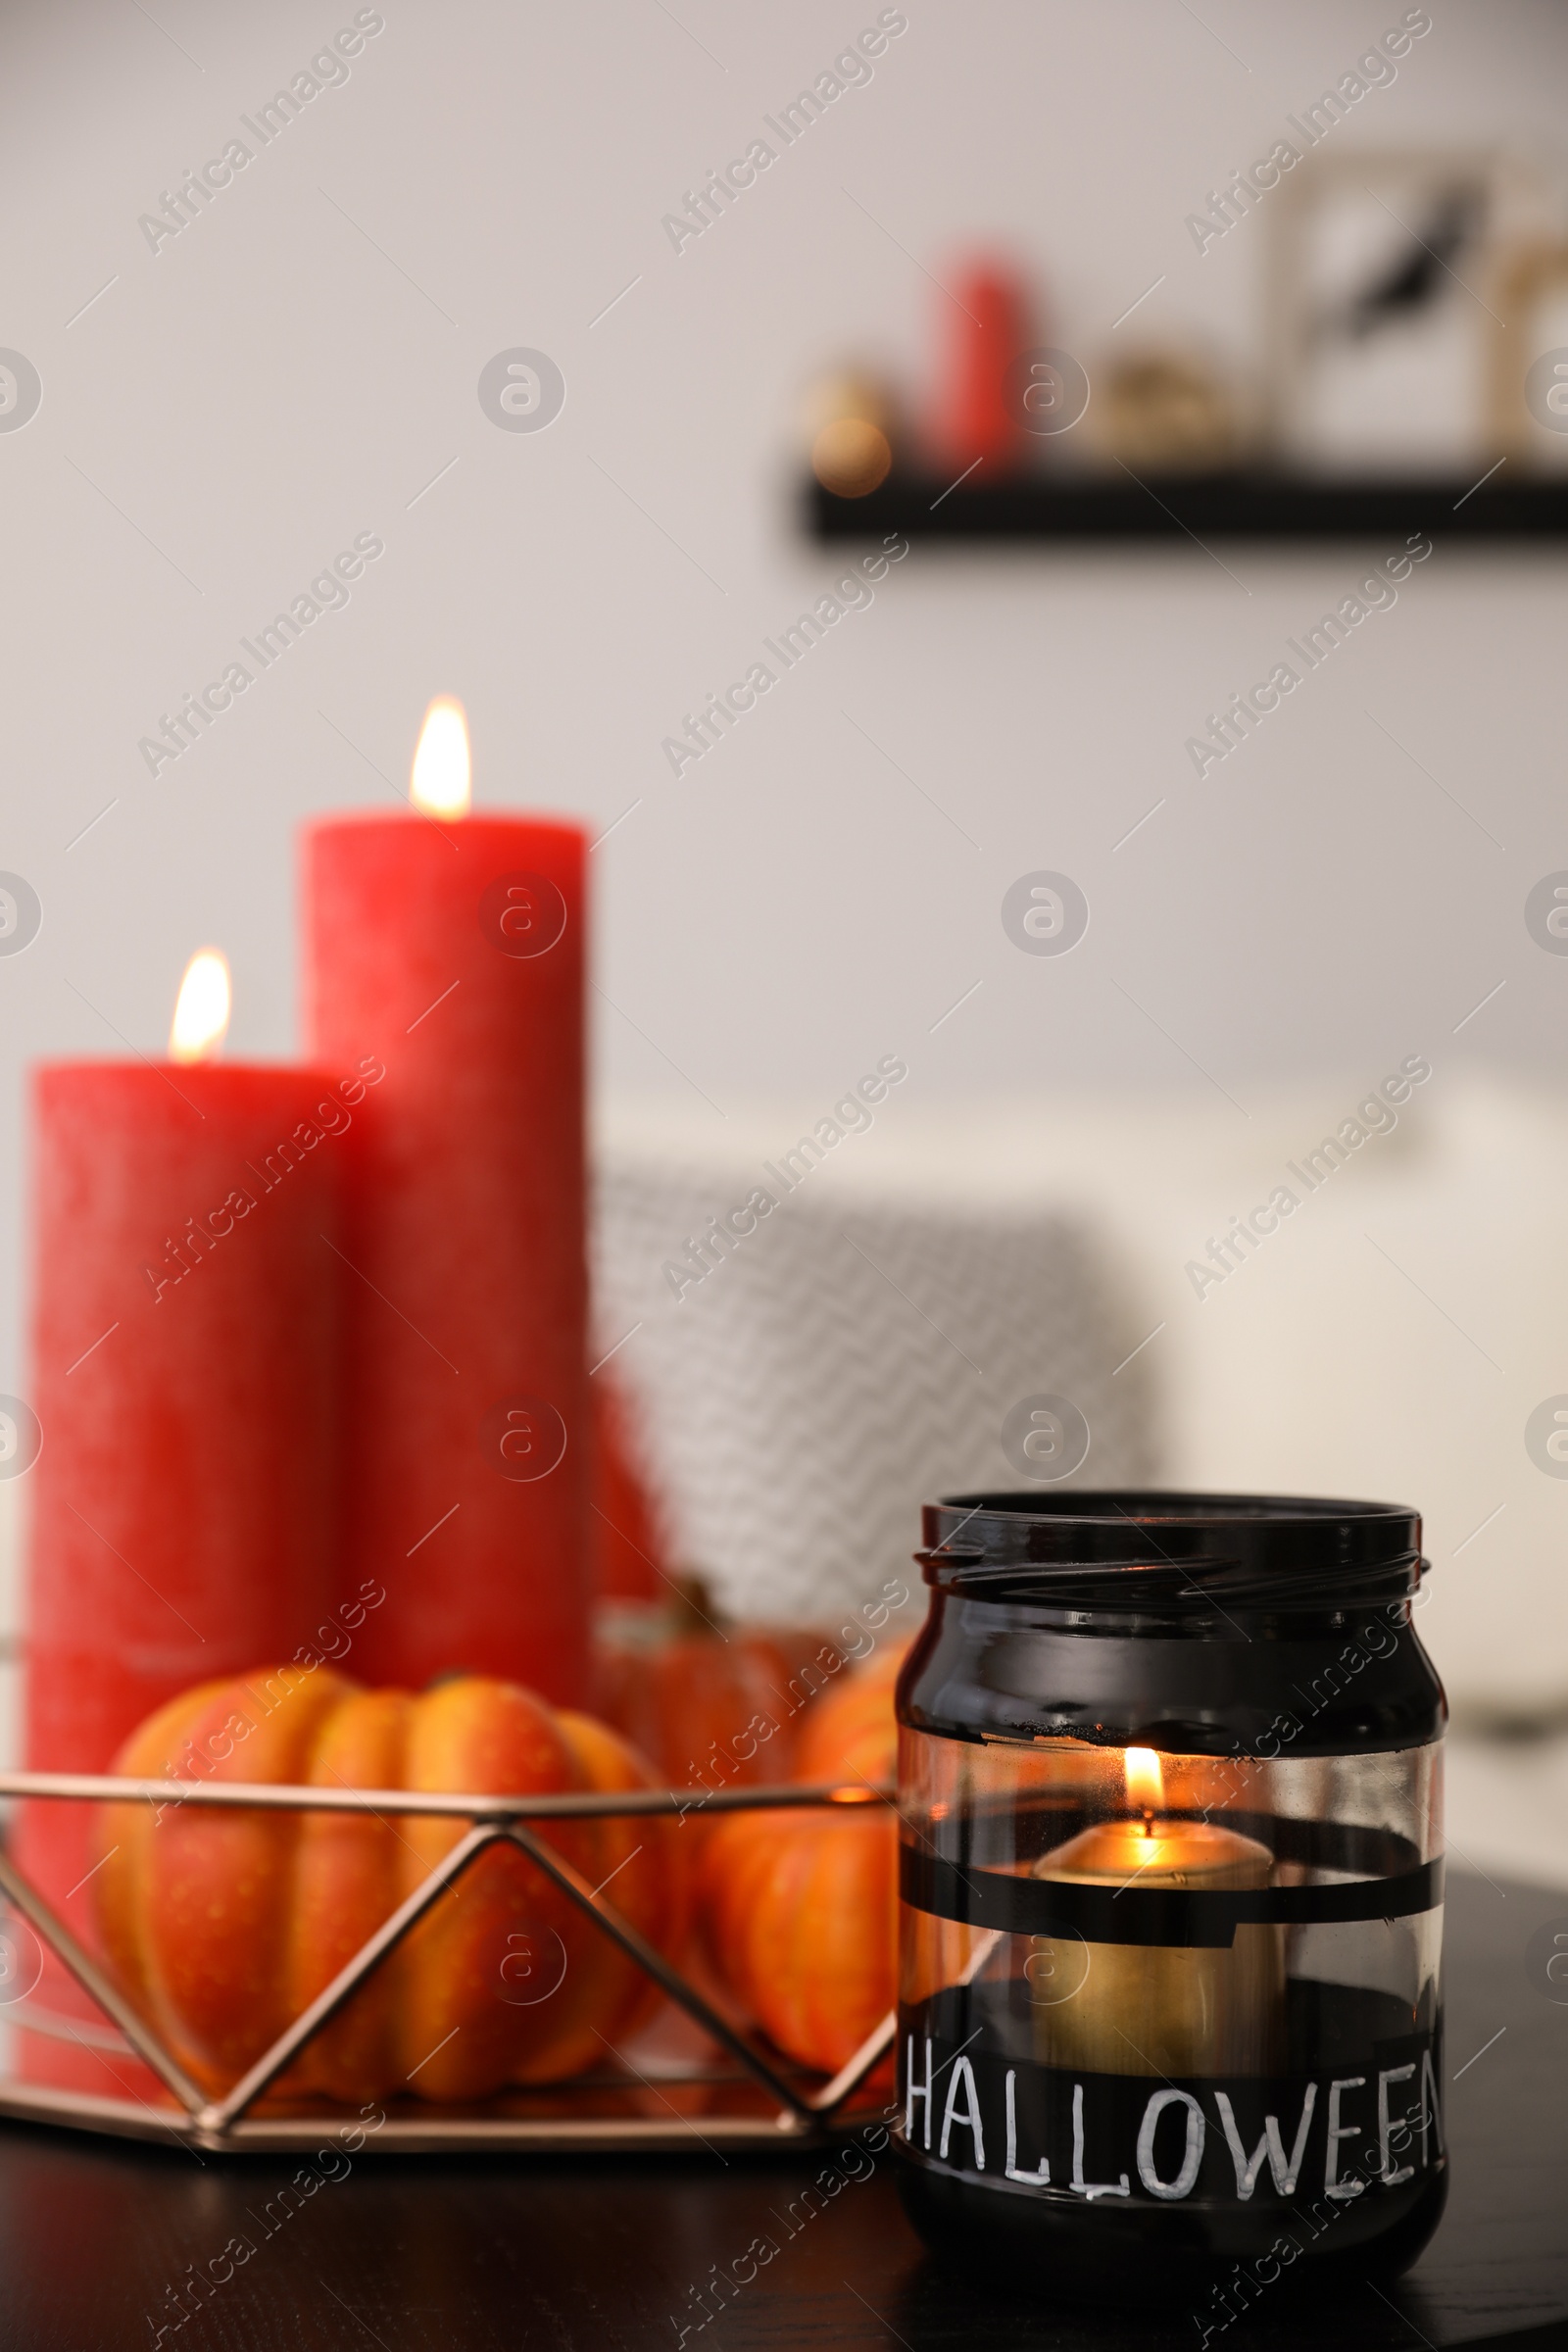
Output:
[411,695,470,818]
[1125,1745,1164,1815]
[169,949,231,1065]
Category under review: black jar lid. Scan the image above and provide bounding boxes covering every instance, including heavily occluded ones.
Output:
[919,1490,1425,1611]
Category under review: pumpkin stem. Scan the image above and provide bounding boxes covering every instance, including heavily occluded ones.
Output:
[670,1573,726,1638]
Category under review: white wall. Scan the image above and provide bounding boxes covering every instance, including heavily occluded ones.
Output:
[3,0,1567,1697]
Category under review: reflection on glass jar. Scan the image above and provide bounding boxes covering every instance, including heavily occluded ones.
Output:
[894,1492,1446,2303]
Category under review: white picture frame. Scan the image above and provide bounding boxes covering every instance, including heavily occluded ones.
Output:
[1265,149,1548,475]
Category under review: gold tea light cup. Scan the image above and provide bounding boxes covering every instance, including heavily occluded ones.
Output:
[1029,1747,1285,2077]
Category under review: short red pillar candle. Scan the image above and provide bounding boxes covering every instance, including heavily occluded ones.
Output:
[20,966,347,2076]
[302,701,590,1704]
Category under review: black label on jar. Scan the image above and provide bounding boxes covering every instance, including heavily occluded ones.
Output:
[898,1994,1443,2212]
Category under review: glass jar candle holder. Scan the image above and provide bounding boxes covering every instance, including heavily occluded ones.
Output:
[895,1492,1446,2303]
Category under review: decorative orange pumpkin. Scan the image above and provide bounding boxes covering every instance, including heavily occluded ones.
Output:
[791,1636,908,1788]
[700,1798,897,2076]
[594,1580,843,1803]
[514,1707,680,2083]
[696,1640,907,2075]
[95,1666,684,2104]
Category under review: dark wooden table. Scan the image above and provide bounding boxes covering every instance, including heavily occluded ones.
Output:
[0,1869,1563,2351]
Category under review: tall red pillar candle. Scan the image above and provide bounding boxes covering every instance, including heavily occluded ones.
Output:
[20,1044,349,2075]
[302,768,589,1703]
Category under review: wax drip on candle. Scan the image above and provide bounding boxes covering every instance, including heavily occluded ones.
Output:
[411,696,471,818]
[169,949,230,1064]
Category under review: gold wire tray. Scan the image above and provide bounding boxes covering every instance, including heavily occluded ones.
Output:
[0,1771,895,2156]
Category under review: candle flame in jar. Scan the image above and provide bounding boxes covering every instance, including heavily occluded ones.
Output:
[1124,1745,1165,1817]
[411,696,471,818]
[169,950,231,1064]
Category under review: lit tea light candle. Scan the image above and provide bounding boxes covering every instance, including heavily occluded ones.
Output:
[1031,1746,1283,2077]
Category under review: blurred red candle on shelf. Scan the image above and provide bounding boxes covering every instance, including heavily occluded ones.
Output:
[931,257,1031,473]
[20,952,347,2072]
[302,699,590,1704]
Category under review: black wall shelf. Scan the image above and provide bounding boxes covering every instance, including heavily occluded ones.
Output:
[806,469,1568,544]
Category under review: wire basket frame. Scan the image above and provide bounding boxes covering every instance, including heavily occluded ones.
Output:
[0,1771,897,2156]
